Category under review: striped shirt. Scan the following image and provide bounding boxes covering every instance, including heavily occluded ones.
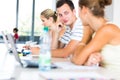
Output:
[59,18,83,45]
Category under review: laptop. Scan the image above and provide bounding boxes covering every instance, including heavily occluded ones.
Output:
[1,31,11,53]
[0,32,16,80]
[6,33,39,68]
[6,33,58,69]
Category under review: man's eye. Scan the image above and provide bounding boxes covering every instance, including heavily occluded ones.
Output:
[59,14,62,17]
[64,12,68,15]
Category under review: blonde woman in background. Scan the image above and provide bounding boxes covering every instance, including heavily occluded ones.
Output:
[30,9,66,55]
[40,9,65,49]
[72,0,120,70]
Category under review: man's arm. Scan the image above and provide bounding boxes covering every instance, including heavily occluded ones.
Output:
[51,25,93,58]
[51,25,66,49]
[51,40,80,58]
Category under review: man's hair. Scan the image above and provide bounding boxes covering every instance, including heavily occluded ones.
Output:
[56,0,75,11]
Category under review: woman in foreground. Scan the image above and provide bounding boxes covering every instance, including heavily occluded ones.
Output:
[72,0,120,70]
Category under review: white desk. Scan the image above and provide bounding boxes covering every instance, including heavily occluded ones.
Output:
[12,58,120,80]
[0,43,120,80]
[12,58,69,80]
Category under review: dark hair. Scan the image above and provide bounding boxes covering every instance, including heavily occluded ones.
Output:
[56,0,75,11]
[41,9,57,22]
[79,0,112,17]
[13,28,18,32]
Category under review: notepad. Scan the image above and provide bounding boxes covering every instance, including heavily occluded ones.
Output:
[53,61,99,70]
[39,61,112,80]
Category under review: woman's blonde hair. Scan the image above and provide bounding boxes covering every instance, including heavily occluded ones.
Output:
[41,9,57,22]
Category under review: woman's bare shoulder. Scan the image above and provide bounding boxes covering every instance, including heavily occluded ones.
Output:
[98,23,119,34]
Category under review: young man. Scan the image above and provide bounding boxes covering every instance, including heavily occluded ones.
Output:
[51,0,93,58]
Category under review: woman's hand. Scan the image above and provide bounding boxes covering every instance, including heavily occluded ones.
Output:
[30,46,40,55]
[23,45,30,50]
[85,52,102,66]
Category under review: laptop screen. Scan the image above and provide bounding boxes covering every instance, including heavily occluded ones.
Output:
[6,33,23,66]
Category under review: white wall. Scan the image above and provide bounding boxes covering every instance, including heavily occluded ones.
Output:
[72,0,120,27]
[72,0,79,17]
[105,2,113,22]
[113,0,120,27]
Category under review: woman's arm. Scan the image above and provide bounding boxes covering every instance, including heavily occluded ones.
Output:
[85,52,102,66]
[73,25,93,56]
[71,25,114,65]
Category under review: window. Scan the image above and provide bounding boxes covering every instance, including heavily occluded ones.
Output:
[0,0,16,33]
[18,0,56,42]
[34,0,54,36]
[0,0,56,42]
[18,0,33,36]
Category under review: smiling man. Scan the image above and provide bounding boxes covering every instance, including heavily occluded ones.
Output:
[51,0,93,58]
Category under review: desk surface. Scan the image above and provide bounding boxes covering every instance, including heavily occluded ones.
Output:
[12,58,120,80]
[0,43,120,80]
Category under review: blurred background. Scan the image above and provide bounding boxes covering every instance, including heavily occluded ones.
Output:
[0,0,119,43]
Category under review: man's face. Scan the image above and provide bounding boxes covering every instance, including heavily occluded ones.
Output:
[57,4,76,26]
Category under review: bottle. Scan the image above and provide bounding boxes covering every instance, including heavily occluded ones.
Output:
[38,26,51,71]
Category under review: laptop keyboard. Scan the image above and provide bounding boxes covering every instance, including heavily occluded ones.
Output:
[22,59,38,68]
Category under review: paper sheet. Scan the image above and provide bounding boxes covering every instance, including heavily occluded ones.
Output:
[39,71,107,80]
[39,62,110,80]
[53,61,99,70]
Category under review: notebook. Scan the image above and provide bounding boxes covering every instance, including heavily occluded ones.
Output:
[0,32,15,80]
[6,33,39,68]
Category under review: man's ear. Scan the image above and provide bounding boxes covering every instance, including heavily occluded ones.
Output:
[73,9,76,15]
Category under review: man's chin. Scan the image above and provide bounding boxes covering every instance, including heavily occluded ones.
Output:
[64,23,70,26]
